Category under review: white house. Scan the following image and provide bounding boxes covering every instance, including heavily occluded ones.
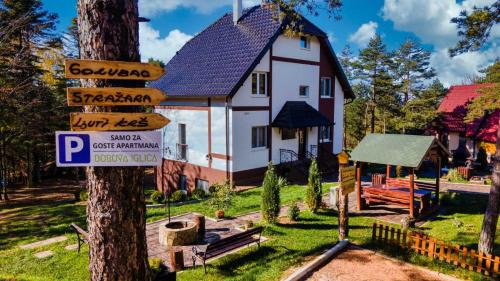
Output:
[150,1,354,192]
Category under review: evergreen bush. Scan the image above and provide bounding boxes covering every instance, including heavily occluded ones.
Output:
[150,191,164,204]
[287,200,300,221]
[261,162,286,223]
[171,190,186,202]
[306,159,322,213]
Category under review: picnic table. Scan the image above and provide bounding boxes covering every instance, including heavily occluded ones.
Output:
[363,184,432,216]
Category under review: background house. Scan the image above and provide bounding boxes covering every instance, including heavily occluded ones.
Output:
[151,1,354,193]
[433,83,498,164]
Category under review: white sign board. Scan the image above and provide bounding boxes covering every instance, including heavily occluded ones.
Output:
[55,131,162,167]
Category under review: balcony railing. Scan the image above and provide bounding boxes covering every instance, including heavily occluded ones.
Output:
[176,143,188,161]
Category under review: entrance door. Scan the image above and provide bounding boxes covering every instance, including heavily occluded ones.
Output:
[298,128,307,160]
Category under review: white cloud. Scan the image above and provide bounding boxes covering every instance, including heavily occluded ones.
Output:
[139,23,193,63]
[348,21,378,47]
[430,44,500,87]
[382,0,499,86]
[139,0,261,17]
[381,0,498,48]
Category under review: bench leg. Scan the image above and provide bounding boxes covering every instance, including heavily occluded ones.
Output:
[77,239,81,254]
[192,256,196,268]
[203,260,207,274]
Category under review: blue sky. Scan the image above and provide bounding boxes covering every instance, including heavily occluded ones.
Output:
[43,0,499,87]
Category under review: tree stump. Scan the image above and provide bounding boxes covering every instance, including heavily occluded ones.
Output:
[193,215,205,242]
[169,247,184,271]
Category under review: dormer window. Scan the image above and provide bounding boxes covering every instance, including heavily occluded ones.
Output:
[300,36,310,49]
[252,72,267,96]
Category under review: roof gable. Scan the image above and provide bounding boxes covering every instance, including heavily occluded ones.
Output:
[150,5,353,99]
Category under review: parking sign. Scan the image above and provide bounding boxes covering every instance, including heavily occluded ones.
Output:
[55,131,162,167]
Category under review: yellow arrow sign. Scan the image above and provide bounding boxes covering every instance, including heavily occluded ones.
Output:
[65,59,165,80]
[67,87,167,106]
[70,113,170,131]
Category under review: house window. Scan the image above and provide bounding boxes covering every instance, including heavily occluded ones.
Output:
[195,178,209,193]
[319,126,331,143]
[251,126,268,148]
[178,175,187,190]
[251,72,267,96]
[300,36,310,49]
[177,124,187,161]
[282,128,296,140]
[299,85,309,97]
[320,77,332,97]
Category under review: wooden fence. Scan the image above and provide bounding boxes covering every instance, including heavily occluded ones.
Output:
[371,222,500,277]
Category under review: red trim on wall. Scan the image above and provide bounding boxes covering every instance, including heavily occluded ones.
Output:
[271,56,320,66]
[211,153,232,160]
[232,106,270,111]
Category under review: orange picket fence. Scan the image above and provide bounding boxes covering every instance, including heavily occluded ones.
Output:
[371,222,500,277]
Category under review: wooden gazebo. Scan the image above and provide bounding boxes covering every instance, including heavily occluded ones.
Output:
[349,134,450,218]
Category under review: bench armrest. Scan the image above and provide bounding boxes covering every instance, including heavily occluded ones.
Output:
[192,245,208,255]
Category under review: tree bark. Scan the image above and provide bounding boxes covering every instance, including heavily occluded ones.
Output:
[77,1,150,280]
[478,118,500,255]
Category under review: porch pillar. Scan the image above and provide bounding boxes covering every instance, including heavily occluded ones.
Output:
[356,162,363,211]
[409,168,415,218]
[435,156,441,206]
[386,165,391,180]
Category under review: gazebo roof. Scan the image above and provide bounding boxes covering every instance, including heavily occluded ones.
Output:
[349,134,450,168]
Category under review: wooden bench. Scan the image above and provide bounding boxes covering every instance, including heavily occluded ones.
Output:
[192,226,263,273]
[386,178,438,205]
[70,223,88,253]
[363,185,432,216]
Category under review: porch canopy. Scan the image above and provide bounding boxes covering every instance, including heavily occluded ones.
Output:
[271,101,332,128]
[349,133,450,218]
[350,134,449,168]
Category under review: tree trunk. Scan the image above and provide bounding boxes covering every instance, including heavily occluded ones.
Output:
[478,119,500,255]
[77,1,150,280]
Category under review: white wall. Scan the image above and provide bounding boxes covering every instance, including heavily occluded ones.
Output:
[232,50,270,107]
[156,107,209,167]
[333,77,344,154]
[273,35,320,62]
[232,110,269,172]
[448,132,460,151]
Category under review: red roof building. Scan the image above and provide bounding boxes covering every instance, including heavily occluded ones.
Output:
[435,83,497,161]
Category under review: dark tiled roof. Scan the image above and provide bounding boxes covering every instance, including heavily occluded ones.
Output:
[271,101,332,128]
[150,5,353,98]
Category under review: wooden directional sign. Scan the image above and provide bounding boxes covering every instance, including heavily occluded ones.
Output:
[65,59,165,80]
[70,112,170,131]
[67,87,167,106]
[340,166,356,194]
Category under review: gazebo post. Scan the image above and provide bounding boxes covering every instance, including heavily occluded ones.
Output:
[386,165,391,180]
[409,168,415,218]
[356,162,363,210]
[435,156,441,206]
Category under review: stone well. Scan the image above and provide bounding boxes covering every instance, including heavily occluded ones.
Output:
[158,221,197,247]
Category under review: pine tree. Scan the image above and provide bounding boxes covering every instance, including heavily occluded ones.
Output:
[352,34,395,133]
[261,162,284,223]
[306,159,322,213]
[339,45,354,81]
[394,39,435,104]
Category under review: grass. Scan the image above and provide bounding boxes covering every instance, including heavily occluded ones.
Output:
[0,184,497,281]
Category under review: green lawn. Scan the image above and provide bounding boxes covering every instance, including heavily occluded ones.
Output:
[0,185,497,281]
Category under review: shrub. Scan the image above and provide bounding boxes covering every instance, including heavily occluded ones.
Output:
[171,190,186,202]
[192,188,207,200]
[447,168,466,182]
[261,162,286,224]
[287,200,300,221]
[79,190,89,201]
[476,146,488,171]
[208,181,233,212]
[208,185,218,194]
[395,165,403,178]
[149,258,163,279]
[150,191,164,204]
[306,159,322,213]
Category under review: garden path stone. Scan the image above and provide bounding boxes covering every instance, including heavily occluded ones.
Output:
[65,244,79,250]
[34,250,54,259]
[20,236,67,249]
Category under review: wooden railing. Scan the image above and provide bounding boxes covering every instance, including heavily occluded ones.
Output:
[371,222,500,277]
[457,166,471,180]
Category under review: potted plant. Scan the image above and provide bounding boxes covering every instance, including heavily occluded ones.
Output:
[208,181,233,219]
